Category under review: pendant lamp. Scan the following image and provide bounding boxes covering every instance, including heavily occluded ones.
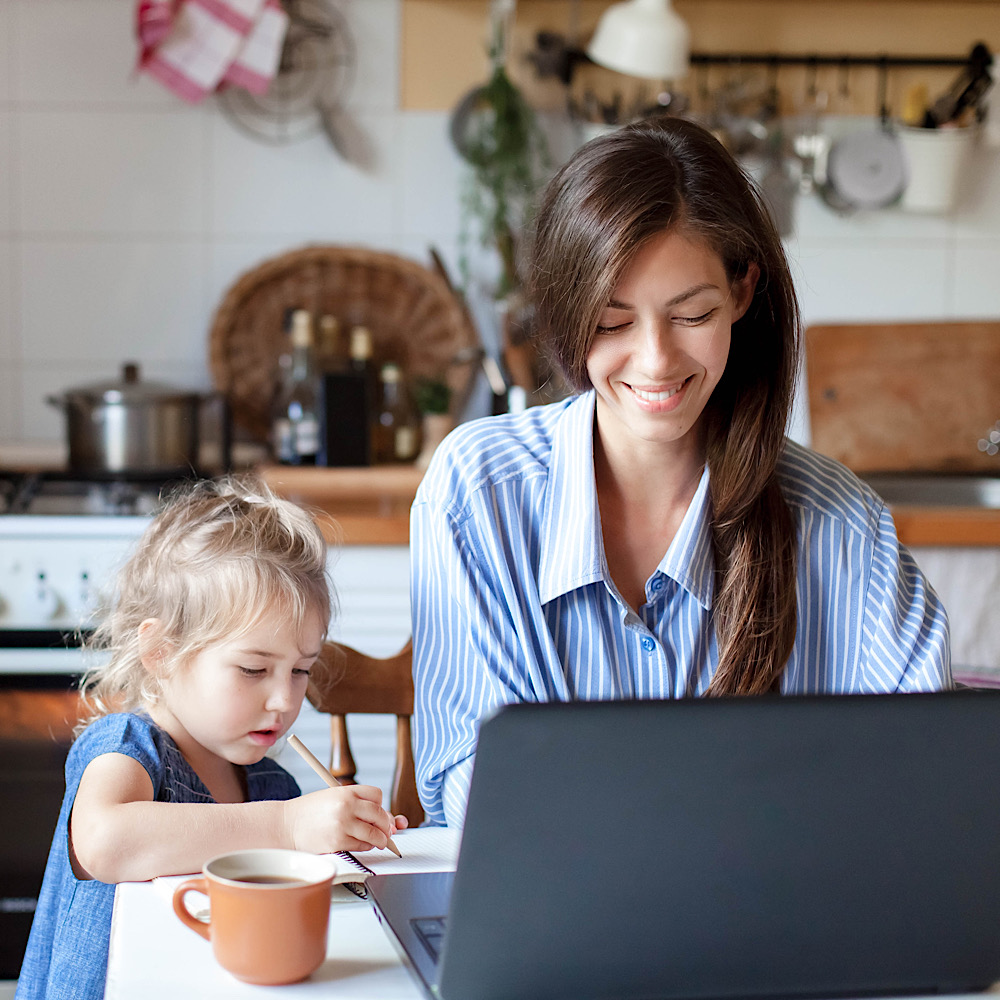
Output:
[586,0,691,80]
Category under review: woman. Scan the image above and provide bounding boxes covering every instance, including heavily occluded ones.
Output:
[410,117,950,828]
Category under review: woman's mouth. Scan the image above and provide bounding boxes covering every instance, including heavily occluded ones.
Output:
[628,376,692,405]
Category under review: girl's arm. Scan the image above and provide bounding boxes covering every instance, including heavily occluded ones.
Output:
[70,752,406,883]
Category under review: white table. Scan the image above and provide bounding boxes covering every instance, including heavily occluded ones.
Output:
[105,825,464,1000]
[106,881,422,1000]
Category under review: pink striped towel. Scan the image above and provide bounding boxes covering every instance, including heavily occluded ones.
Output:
[136,0,288,103]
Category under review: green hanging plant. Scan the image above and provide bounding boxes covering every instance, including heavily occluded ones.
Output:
[450,14,549,300]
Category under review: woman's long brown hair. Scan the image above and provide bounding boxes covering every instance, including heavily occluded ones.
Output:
[528,117,799,695]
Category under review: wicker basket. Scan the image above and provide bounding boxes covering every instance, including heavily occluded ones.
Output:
[208,245,480,442]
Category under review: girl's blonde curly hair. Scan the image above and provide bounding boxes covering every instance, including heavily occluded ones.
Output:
[76,474,334,735]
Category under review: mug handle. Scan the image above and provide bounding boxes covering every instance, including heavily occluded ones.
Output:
[172,878,211,941]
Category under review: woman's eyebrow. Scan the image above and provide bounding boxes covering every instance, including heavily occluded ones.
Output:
[606,282,720,310]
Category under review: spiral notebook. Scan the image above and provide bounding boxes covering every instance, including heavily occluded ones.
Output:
[331,826,461,898]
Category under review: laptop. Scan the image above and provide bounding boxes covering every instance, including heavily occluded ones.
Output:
[368,691,1000,1000]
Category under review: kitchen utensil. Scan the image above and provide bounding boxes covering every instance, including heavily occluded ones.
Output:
[824,126,907,210]
[172,849,339,985]
[217,0,355,153]
[822,61,907,212]
[806,321,1000,474]
[46,363,222,477]
[897,123,976,212]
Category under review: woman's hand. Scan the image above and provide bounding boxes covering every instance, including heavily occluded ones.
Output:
[283,785,402,854]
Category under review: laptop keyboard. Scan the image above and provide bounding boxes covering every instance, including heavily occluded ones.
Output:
[411,916,447,963]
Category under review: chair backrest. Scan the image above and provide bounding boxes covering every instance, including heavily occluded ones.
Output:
[306,639,424,827]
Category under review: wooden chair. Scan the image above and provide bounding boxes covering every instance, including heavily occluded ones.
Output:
[306,639,424,827]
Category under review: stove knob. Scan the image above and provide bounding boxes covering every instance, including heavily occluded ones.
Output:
[10,568,61,622]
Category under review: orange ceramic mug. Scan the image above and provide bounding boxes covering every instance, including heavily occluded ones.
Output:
[172,849,339,985]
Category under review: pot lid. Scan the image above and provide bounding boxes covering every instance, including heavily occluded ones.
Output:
[60,363,201,405]
[826,127,907,210]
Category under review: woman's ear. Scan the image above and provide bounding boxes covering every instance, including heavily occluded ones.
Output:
[138,618,166,675]
[732,262,761,322]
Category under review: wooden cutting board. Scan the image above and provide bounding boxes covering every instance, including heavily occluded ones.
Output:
[805,321,1000,473]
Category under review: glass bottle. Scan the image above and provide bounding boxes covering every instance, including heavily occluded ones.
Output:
[277,309,320,465]
[316,314,344,374]
[269,308,297,464]
[376,363,421,464]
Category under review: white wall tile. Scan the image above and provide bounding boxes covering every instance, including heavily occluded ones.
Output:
[18,110,207,234]
[398,112,462,241]
[19,240,211,366]
[0,111,12,234]
[209,110,398,239]
[791,241,950,325]
[344,0,400,113]
[15,0,173,106]
[790,189,951,244]
[953,144,1000,238]
[0,3,12,105]
[0,363,19,443]
[0,239,14,360]
[950,240,1000,319]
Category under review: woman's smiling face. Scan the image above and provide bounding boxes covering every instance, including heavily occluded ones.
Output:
[586,228,758,463]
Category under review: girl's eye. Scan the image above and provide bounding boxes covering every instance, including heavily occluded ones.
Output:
[596,320,630,334]
[292,668,312,678]
[238,667,266,678]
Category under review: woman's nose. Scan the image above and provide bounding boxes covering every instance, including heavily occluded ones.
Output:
[636,318,675,372]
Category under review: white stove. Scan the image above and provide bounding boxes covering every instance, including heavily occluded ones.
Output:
[0,474,163,674]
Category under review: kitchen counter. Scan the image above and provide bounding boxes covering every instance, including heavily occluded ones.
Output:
[259,465,1000,548]
[258,465,423,545]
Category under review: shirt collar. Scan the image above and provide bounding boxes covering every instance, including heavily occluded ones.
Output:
[658,464,715,610]
[538,393,606,604]
[537,392,716,610]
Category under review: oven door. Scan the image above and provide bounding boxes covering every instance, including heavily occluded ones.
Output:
[0,673,80,982]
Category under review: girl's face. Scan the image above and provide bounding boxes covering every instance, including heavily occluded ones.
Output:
[148,604,325,769]
[586,229,757,464]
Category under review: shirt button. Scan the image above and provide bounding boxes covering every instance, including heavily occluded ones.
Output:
[650,577,664,592]
[641,637,655,652]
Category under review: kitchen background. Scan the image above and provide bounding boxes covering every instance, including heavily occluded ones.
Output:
[1,0,1000,452]
[0,3,998,988]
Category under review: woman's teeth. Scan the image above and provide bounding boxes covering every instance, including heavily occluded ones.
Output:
[632,382,685,402]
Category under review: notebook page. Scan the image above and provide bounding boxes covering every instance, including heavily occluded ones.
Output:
[340,825,461,878]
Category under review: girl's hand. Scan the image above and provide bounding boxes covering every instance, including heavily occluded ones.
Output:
[284,785,401,854]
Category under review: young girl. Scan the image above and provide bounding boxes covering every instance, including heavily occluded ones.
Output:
[411,116,952,829]
[17,476,406,1000]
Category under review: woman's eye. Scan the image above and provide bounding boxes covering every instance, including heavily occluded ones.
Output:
[238,667,266,678]
[677,310,715,326]
[596,320,630,333]
[292,668,312,678]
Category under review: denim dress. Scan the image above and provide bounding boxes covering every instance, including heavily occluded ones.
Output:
[15,712,300,1000]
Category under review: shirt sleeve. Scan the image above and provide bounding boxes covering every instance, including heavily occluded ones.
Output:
[860,502,952,692]
[410,492,542,828]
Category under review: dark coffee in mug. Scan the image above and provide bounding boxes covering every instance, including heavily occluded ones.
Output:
[235,875,310,885]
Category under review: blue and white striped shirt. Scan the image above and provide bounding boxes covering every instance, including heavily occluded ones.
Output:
[410,392,951,827]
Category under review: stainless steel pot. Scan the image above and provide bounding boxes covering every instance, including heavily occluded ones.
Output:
[47,363,204,476]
